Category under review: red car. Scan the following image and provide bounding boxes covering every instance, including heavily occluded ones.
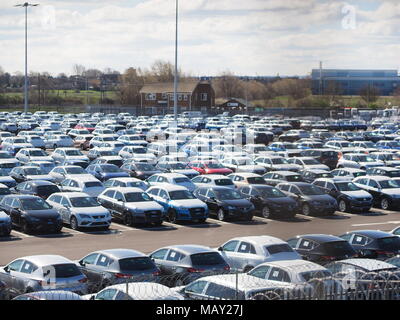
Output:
[187,161,233,175]
[74,122,96,133]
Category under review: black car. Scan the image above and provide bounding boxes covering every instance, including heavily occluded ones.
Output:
[299,149,339,170]
[120,162,162,180]
[287,234,357,263]
[237,184,299,219]
[276,182,338,216]
[0,195,62,234]
[339,230,400,260]
[300,169,333,183]
[13,180,61,199]
[193,186,255,221]
[312,178,373,212]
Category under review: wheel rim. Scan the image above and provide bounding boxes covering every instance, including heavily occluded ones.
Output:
[381,199,389,210]
[169,211,176,223]
[217,210,225,221]
[125,214,133,226]
[71,218,78,230]
[302,204,310,216]
[339,200,347,212]
[262,207,271,218]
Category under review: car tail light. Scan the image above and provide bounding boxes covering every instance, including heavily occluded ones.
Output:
[79,277,88,283]
[376,251,393,256]
[224,265,230,271]
[115,273,131,279]
[321,256,336,261]
[187,268,205,273]
[338,152,343,159]
[152,271,161,276]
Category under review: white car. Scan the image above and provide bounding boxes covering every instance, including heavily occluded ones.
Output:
[25,136,46,149]
[89,135,117,148]
[118,146,156,163]
[217,236,302,272]
[59,177,105,197]
[15,148,53,164]
[44,134,74,149]
[103,177,149,191]
[287,157,330,171]
[337,153,384,170]
[51,148,89,164]
[117,135,148,147]
[192,174,236,189]
[146,173,197,192]
[49,165,94,183]
[47,192,111,230]
[220,157,266,175]
[1,136,33,150]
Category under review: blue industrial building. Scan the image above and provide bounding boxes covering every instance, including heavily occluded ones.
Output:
[311,69,400,96]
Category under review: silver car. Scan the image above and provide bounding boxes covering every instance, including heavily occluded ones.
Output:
[13,290,84,300]
[217,236,302,272]
[0,255,88,296]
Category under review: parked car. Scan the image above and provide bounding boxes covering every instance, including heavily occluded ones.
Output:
[86,164,130,182]
[120,162,161,180]
[9,166,55,183]
[191,174,236,189]
[0,255,88,295]
[263,171,304,187]
[228,173,267,187]
[339,230,400,259]
[300,169,334,183]
[299,149,339,170]
[58,177,105,197]
[13,290,84,300]
[254,156,301,172]
[187,161,233,175]
[149,245,230,286]
[97,187,164,226]
[0,210,12,236]
[237,184,299,219]
[286,234,357,263]
[13,180,60,199]
[103,177,149,191]
[146,173,197,192]
[217,236,301,272]
[193,186,255,221]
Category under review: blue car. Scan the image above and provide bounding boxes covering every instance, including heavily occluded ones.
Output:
[0,211,12,236]
[146,185,209,223]
[86,164,130,182]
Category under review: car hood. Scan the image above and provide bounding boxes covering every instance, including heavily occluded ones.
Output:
[170,199,207,209]
[25,209,60,218]
[220,199,253,207]
[29,156,53,162]
[72,207,109,215]
[205,168,232,174]
[341,190,372,199]
[26,174,55,181]
[302,194,336,202]
[125,201,164,211]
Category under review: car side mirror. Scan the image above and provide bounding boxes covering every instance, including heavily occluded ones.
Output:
[218,247,223,251]
[210,197,216,201]
[79,260,85,267]
[90,296,95,301]
[3,266,9,273]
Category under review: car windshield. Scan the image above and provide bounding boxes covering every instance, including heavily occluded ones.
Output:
[0,188,10,195]
[271,158,287,164]
[317,172,333,178]
[70,197,99,208]
[286,175,303,182]
[20,198,52,210]
[85,182,103,188]
[124,192,151,202]
[247,177,266,184]
[65,150,83,156]
[13,139,26,143]
[101,165,121,173]
[24,168,43,175]
[36,185,59,196]
[215,189,243,200]
[99,151,117,156]
[379,180,400,189]
[298,185,325,195]
[190,252,225,266]
[174,177,191,184]
[135,163,155,171]
[30,150,47,156]
[259,187,286,198]
[119,257,155,272]
[336,182,360,191]
[0,153,12,159]
[254,147,268,152]
[265,244,294,255]
[354,172,366,177]
[354,155,375,162]
[169,190,195,200]
[127,182,147,188]
[206,162,224,169]
[235,159,254,166]
[65,167,86,174]
[169,163,186,170]
[339,142,350,147]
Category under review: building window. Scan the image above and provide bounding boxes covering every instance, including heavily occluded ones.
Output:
[146,93,156,101]
[200,93,208,101]
[178,94,183,101]
[162,93,167,99]
[184,95,188,101]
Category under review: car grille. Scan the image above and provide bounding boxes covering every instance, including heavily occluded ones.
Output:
[93,215,105,219]
[189,208,205,216]
[145,210,161,216]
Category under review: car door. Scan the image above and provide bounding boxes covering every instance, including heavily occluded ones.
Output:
[17,260,39,292]
[112,191,125,216]
[59,196,72,223]
[218,240,240,269]
[205,189,219,212]
[149,248,170,273]
[9,199,22,227]
[366,179,382,200]
[78,253,101,284]
[0,259,25,290]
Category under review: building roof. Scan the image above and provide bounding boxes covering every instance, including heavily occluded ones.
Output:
[140,82,200,94]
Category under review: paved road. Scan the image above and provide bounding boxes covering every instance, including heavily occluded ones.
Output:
[1,208,400,265]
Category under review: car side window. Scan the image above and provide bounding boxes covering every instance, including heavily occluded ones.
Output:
[7,259,24,272]
[150,249,169,260]
[237,242,256,254]
[326,182,335,190]
[158,190,169,200]
[96,254,113,267]
[115,290,133,300]
[82,253,99,265]
[147,176,158,182]
[186,281,207,294]
[166,250,182,262]
[298,239,315,250]
[248,265,271,279]
[104,190,115,198]
[222,240,239,252]
[60,197,70,208]
[289,186,300,194]
[268,267,290,282]
[368,180,379,188]
[20,261,38,274]
[351,235,369,246]
[113,191,124,201]
[96,289,118,300]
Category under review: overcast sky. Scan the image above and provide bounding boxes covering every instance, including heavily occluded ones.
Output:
[0,0,399,77]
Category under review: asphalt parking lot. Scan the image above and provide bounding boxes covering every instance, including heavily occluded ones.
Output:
[2,207,399,264]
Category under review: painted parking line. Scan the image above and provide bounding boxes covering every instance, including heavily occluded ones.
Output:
[11,230,33,238]
[371,208,400,214]
[207,218,229,225]
[253,216,273,223]
[296,214,315,220]
[110,223,134,231]
[351,221,400,227]
[334,211,354,217]
[162,222,184,229]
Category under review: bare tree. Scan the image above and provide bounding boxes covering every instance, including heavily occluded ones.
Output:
[213,72,244,99]
[360,84,380,107]
[117,68,144,106]
[72,64,86,76]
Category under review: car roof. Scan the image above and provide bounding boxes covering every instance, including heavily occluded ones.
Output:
[229,235,287,246]
[161,244,216,255]
[370,167,399,171]
[19,255,73,266]
[105,187,145,193]
[92,249,146,260]
[229,172,261,178]
[105,282,181,300]
[337,259,398,271]
[267,171,299,176]
[294,234,345,242]
[257,259,328,273]
[25,180,56,186]
[149,184,188,192]
[360,175,396,181]
[343,230,395,238]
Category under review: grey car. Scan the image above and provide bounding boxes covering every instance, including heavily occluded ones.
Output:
[0,255,88,297]
[76,249,161,292]
[13,290,84,300]
[149,245,230,286]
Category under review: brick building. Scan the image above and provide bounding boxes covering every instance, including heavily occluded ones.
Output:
[139,81,215,115]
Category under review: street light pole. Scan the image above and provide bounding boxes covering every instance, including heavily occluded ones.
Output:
[173,0,179,123]
[15,2,39,114]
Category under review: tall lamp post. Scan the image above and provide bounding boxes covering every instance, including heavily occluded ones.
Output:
[15,2,39,114]
[173,0,179,122]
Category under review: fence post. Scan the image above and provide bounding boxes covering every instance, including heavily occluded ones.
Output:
[235,269,239,300]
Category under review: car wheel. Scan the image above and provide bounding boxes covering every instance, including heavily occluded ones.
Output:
[338,200,348,212]
[217,209,226,221]
[381,197,391,210]
[123,213,134,226]
[168,210,177,224]
[302,204,311,216]
[53,144,57,149]
[261,206,272,219]
[70,217,79,230]
[198,218,207,224]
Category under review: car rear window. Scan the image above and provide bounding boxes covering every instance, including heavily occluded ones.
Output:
[118,257,155,272]
[53,264,82,278]
[321,241,355,256]
[215,179,234,186]
[377,237,400,250]
[265,244,294,255]
[85,182,103,188]
[321,151,338,158]
[36,185,60,196]
[190,252,225,266]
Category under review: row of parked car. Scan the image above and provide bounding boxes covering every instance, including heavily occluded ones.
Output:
[2,228,400,300]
